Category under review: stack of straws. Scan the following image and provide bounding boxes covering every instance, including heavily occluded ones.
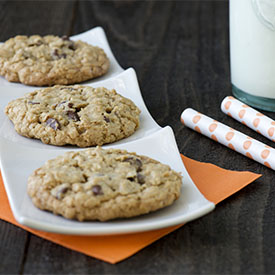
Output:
[181,96,275,170]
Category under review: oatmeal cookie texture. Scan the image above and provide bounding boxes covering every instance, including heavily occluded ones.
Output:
[27,147,182,221]
[0,35,109,86]
[5,85,140,147]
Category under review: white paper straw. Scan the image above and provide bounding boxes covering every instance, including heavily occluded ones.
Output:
[181,108,275,170]
[221,96,275,142]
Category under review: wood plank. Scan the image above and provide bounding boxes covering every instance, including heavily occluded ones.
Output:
[73,1,175,81]
[0,0,76,40]
[21,235,104,274]
[0,0,274,273]
[0,221,28,274]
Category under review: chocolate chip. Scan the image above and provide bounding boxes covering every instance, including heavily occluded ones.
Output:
[137,173,145,185]
[52,49,60,60]
[124,157,133,162]
[52,49,66,59]
[58,100,67,106]
[53,49,59,57]
[61,35,70,41]
[28,101,40,105]
[123,157,142,172]
[92,185,103,196]
[28,40,43,47]
[55,186,68,200]
[127,177,135,182]
[68,102,74,108]
[103,116,110,123]
[66,110,80,121]
[135,159,142,172]
[68,44,75,50]
[46,118,60,130]
[68,41,76,50]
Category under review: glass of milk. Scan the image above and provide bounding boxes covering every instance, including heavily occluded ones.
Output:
[230,0,275,111]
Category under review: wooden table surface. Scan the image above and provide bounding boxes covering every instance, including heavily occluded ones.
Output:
[1,1,275,274]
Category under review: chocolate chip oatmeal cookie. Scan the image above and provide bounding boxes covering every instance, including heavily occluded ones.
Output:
[5,85,140,147]
[0,35,109,86]
[27,147,182,221]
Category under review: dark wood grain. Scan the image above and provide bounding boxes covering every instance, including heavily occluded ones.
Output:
[0,221,28,274]
[0,0,275,274]
[0,1,76,39]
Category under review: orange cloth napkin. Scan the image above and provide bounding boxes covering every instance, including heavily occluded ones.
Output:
[0,155,261,264]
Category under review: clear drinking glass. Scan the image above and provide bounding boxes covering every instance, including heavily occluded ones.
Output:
[230,0,275,111]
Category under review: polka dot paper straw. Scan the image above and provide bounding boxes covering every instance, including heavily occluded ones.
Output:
[221,96,275,142]
[181,108,275,170]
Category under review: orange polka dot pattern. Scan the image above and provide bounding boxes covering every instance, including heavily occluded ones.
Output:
[221,96,275,143]
[181,108,275,170]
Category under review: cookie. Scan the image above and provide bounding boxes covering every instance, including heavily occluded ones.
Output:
[0,35,109,86]
[5,85,140,147]
[27,147,182,221]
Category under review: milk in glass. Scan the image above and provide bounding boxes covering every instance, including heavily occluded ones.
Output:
[230,0,275,111]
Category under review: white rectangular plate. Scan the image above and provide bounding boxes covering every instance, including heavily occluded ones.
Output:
[0,68,161,149]
[0,127,214,235]
[0,27,215,235]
